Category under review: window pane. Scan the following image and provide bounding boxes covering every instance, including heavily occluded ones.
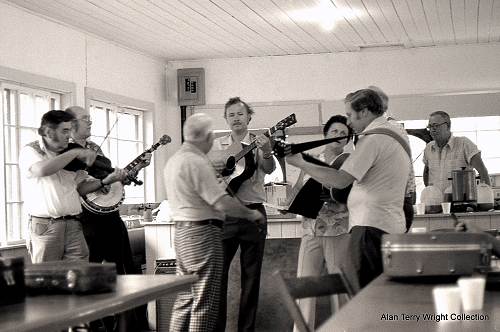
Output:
[117,113,137,140]
[117,141,140,166]
[4,89,18,125]
[6,203,22,242]
[35,95,49,120]
[6,165,20,202]
[90,106,108,136]
[19,93,36,127]
[453,131,477,144]
[485,158,500,174]
[4,125,19,163]
[477,131,500,158]
[19,128,38,150]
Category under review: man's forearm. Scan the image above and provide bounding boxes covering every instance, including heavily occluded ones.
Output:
[214,195,258,220]
[30,149,79,177]
[296,161,353,189]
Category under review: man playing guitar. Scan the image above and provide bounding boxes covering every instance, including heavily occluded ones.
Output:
[211,97,275,332]
[66,106,150,331]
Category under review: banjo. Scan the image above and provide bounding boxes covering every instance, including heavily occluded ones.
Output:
[81,135,171,214]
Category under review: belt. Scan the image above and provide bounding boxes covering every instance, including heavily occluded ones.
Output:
[30,214,81,222]
[175,219,223,229]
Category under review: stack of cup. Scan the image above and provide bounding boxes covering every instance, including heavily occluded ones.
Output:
[432,286,462,317]
[441,202,451,214]
[415,203,425,215]
[457,276,486,311]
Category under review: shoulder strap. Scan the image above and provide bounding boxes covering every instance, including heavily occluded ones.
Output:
[362,128,411,159]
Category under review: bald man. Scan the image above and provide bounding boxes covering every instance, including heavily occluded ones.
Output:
[164,113,264,332]
[66,106,149,331]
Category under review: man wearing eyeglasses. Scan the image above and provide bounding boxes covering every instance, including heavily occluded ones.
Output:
[423,110,490,193]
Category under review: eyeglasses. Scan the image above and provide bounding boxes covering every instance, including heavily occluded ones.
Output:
[426,122,447,130]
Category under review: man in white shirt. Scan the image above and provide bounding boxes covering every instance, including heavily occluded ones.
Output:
[423,110,490,192]
[164,113,264,332]
[287,89,410,288]
[19,110,126,263]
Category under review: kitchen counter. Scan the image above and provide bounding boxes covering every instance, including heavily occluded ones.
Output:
[411,210,500,232]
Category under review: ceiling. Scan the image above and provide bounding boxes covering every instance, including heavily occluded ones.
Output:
[6,0,500,61]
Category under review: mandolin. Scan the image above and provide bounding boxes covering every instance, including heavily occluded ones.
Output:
[208,113,296,193]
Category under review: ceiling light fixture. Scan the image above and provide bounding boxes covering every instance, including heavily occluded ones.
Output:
[287,0,360,31]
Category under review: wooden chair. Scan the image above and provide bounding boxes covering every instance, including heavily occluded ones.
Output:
[274,270,355,332]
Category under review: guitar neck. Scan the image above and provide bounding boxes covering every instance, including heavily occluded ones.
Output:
[233,127,275,162]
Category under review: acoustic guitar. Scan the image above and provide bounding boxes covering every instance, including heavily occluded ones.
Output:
[208,113,296,193]
[273,138,352,218]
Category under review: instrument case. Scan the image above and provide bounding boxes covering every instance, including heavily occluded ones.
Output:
[382,233,492,277]
[24,261,117,294]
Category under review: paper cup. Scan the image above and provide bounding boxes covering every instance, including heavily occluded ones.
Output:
[415,203,425,215]
[433,286,462,316]
[458,276,486,311]
[441,202,451,214]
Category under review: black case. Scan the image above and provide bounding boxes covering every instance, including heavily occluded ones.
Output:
[24,261,117,294]
[0,256,25,305]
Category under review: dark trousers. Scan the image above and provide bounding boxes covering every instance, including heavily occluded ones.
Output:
[216,204,267,332]
[81,208,148,332]
[348,226,387,289]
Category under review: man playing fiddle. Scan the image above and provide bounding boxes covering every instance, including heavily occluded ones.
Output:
[19,110,127,263]
[66,106,150,331]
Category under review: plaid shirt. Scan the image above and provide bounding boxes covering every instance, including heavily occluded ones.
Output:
[423,135,480,192]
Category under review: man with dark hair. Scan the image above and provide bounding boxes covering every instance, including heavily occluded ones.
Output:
[19,110,126,263]
[211,97,275,332]
[423,110,490,192]
[287,89,411,288]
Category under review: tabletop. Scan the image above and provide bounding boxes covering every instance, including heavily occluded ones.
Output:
[0,274,197,332]
[317,274,500,332]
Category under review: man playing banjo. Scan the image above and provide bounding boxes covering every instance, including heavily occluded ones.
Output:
[66,106,150,331]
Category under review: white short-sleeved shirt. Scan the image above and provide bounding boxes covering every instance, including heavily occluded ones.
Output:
[341,117,410,234]
[211,132,274,204]
[423,135,480,193]
[18,138,86,218]
[164,142,228,221]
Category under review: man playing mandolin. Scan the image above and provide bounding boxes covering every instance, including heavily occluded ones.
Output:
[66,106,150,331]
[211,97,275,332]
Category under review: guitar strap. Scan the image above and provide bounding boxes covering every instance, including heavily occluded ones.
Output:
[359,127,412,159]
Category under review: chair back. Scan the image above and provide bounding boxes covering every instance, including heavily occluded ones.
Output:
[274,270,355,332]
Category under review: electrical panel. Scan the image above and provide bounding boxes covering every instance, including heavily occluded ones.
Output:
[177,68,205,106]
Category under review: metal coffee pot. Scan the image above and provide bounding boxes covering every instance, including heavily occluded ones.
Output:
[449,167,477,203]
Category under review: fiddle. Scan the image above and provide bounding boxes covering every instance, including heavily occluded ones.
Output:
[62,143,114,179]
[62,143,142,185]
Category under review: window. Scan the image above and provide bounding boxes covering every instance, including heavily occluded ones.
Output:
[89,101,146,204]
[1,84,61,245]
[404,116,500,202]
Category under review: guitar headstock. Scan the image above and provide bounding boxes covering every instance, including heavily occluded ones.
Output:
[159,135,172,145]
[272,138,292,158]
[272,113,297,133]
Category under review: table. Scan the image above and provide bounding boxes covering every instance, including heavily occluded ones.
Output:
[317,274,500,332]
[0,274,197,332]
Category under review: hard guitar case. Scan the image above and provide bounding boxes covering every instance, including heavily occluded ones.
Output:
[382,232,492,278]
[24,261,117,294]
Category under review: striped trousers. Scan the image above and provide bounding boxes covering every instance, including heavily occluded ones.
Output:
[169,224,223,332]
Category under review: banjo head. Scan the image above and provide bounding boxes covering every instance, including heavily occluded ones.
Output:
[81,182,125,214]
